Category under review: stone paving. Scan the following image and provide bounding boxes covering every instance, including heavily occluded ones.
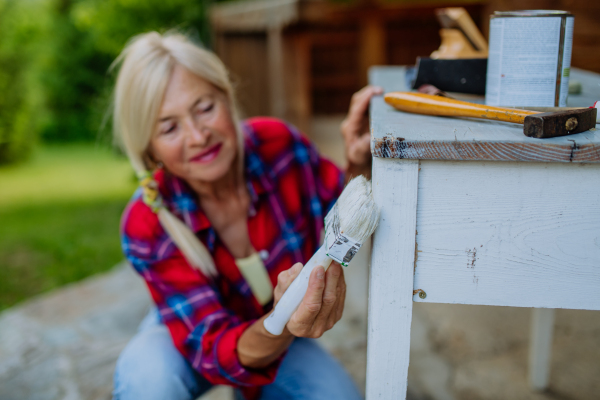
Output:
[1,116,599,400]
[0,263,147,400]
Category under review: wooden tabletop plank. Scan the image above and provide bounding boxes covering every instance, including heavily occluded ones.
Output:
[369,66,600,163]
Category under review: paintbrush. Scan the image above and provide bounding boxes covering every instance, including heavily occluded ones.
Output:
[264,175,380,335]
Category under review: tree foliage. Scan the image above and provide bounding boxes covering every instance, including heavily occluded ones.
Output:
[0,0,218,163]
[0,0,50,163]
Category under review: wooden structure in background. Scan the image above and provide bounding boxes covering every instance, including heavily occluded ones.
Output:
[431,7,489,59]
[210,0,485,133]
[211,0,600,134]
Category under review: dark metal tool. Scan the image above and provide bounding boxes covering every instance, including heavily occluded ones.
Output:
[524,109,597,138]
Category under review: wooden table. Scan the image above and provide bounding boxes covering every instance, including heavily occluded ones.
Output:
[366,66,600,399]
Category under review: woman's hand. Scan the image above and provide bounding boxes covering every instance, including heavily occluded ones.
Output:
[341,85,384,178]
[273,262,346,338]
[237,262,346,369]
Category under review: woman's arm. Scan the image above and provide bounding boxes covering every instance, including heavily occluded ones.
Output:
[238,261,346,368]
[341,85,384,181]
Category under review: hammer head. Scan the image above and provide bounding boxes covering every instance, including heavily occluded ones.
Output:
[524,108,597,138]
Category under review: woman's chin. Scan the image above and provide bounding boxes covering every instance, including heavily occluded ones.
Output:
[185,162,233,184]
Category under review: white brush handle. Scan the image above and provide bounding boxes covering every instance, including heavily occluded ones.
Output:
[264,245,333,335]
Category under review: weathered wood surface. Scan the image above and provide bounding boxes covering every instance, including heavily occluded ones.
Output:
[370,67,600,163]
[411,160,600,310]
[366,158,419,400]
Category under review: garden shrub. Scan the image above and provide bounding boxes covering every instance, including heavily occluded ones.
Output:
[0,0,221,163]
[0,0,49,163]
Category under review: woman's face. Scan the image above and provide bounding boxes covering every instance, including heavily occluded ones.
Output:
[150,64,238,185]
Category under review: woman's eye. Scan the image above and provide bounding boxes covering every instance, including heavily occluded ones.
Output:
[162,123,177,134]
[197,103,214,114]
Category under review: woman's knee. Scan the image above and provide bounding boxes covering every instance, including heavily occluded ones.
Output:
[113,324,207,400]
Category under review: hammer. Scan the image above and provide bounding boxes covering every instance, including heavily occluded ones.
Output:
[384,92,597,138]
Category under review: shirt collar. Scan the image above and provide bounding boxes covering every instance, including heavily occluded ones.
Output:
[156,121,277,233]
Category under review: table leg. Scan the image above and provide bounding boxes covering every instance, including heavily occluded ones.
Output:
[366,158,419,399]
[528,308,555,391]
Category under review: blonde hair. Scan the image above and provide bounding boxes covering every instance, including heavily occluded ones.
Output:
[112,31,242,278]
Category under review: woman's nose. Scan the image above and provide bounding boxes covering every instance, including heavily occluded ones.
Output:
[185,120,210,146]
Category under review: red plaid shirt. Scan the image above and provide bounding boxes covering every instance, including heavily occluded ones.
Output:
[120,117,344,399]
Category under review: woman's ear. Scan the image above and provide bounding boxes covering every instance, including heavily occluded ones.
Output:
[143,148,162,170]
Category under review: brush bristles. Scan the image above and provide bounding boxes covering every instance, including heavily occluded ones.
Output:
[332,176,380,242]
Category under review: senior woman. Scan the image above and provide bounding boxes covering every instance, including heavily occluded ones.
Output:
[112,31,382,400]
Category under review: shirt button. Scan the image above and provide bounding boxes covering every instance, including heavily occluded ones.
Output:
[248,207,257,217]
[259,250,269,261]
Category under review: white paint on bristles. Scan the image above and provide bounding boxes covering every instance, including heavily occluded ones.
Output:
[334,175,380,243]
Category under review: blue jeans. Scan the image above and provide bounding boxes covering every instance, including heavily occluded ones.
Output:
[113,309,362,400]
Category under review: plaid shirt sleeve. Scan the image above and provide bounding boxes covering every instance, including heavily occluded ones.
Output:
[120,198,280,390]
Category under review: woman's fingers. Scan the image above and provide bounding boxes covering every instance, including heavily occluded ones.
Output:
[347,87,380,125]
[343,85,384,138]
[346,132,372,167]
[289,265,326,334]
[273,262,303,305]
[310,262,343,336]
[342,85,383,167]
[333,272,346,324]
[325,265,345,330]
[286,264,347,338]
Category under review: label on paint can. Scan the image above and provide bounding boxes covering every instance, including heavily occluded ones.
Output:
[485,10,574,107]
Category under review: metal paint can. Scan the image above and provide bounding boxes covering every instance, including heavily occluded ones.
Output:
[485,10,574,107]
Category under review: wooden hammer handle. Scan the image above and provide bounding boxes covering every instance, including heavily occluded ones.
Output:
[384,92,539,124]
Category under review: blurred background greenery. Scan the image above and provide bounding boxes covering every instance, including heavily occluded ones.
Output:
[0,145,135,309]
[0,0,215,161]
[0,0,223,310]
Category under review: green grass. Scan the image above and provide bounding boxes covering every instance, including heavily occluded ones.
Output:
[0,144,138,310]
[0,144,137,207]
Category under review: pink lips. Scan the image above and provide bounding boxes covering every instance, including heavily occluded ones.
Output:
[190,143,222,164]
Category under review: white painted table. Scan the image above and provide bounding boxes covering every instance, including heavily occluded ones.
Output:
[366,66,600,399]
